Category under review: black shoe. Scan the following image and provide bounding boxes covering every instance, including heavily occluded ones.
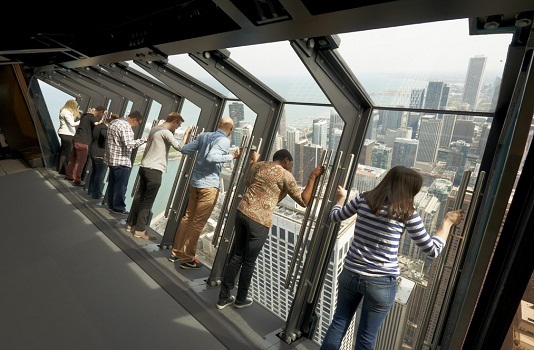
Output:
[234,298,253,309]
[180,258,203,269]
[91,196,104,199]
[168,255,179,263]
[110,209,129,215]
[216,296,235,310]
[73,181,85,187]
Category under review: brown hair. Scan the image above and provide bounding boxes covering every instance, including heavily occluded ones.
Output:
[362,166,423,222]
[166,112,184,123]
[128,111,143,124]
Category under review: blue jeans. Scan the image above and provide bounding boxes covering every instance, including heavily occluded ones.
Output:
[320,269,397,350]
[107,165,131,212]
[219,210,269,302]
[87,157,107,198]
[127,167,162,231]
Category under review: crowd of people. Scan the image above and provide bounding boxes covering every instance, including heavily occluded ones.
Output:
[56,100,464,349]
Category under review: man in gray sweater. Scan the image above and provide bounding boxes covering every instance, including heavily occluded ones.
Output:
[126,112,189,240]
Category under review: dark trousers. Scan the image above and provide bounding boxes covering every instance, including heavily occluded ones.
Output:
[107,165,131,212]
[127,167,162,232]
[87,157,107,198]
[219,210,269,302]
[57,134,74,175]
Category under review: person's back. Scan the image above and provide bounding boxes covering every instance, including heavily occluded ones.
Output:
[73,112,99,145]
[321,166,463,350]
[183,129,230,188]
[66,106,105,185]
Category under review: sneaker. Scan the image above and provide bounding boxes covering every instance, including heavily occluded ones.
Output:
[73,181,85,187]
[133,230,157,241]
[125,225,133,233]
[168,254,179,263]
[110,209,129,215]
[216,296,235,310]
[180,258,203,269]
[234,297,253,309]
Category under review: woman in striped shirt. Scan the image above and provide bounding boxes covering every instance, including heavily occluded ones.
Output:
[320,166,463,350]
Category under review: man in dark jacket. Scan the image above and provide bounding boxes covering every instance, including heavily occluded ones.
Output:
[66,106,105,185]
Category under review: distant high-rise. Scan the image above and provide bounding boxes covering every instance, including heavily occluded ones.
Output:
[293,139,309,183]
[278,109,287,139]
[286,127,300,157]
[380,110,403,133]
[407,112,421,139]
[312,119,328,149]
[462,55,487,109]
[439,115,457,148]
[228,102,245,145]
[358,139,375,166]
[371,145,393,170]
[228,102,244,126]
[416,116,442,163]
[385,127,412,147]
[424,82,449,110]
[329,111,344,151]
[452,119,475,143]
[392,138,419,168]
[410,89,425,109]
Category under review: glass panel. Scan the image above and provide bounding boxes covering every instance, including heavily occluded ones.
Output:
[38,80,76,133]
[338,19,512,112]
[247,104,343,323]
[126,99,201,235]
[167,54,235,98]
[229,42,329,104]
[324,109,491,348]
[193,100,257,268]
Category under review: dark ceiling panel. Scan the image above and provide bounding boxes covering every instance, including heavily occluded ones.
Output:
[300,0,397,15]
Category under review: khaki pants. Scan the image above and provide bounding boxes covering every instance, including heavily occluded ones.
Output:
[171,186,219,262]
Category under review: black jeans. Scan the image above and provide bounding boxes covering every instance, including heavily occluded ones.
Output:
[57,134,73,175]
[220,210,269,301]
[127,167,162,231]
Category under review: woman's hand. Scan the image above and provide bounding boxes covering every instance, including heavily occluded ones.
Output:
[336,185,347,200]
[444,209,464,226]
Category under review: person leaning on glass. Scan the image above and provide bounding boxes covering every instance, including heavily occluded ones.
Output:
[320,166,463,350]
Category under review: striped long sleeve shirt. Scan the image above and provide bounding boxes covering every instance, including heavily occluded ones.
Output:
[330,193,445,277]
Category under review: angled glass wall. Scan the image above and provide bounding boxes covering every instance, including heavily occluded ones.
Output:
[338,19,512,113]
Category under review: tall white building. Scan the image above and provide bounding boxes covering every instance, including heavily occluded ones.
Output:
[462,55,487,109]
[313,119,328,149]
[286,127,301,157]
[416,116,443,164]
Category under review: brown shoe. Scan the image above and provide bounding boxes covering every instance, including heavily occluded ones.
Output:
[134,230,157,241]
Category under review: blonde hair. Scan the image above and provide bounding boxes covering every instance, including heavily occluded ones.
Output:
[61,99,80,118]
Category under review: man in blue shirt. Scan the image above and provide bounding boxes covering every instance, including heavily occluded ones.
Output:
[169,116,241,269]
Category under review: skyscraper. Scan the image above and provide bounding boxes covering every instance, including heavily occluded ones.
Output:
[439,114,457,148]
[392,138,419,167]
[228,102,245,145]
[371,144,393,170]
[328,111,344,151]
[286,127,300,157]
[410,89,425,109]
[312,119,328,149]
[416,116,443,164]
[424,81,449,110]
[462,55,487,109]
